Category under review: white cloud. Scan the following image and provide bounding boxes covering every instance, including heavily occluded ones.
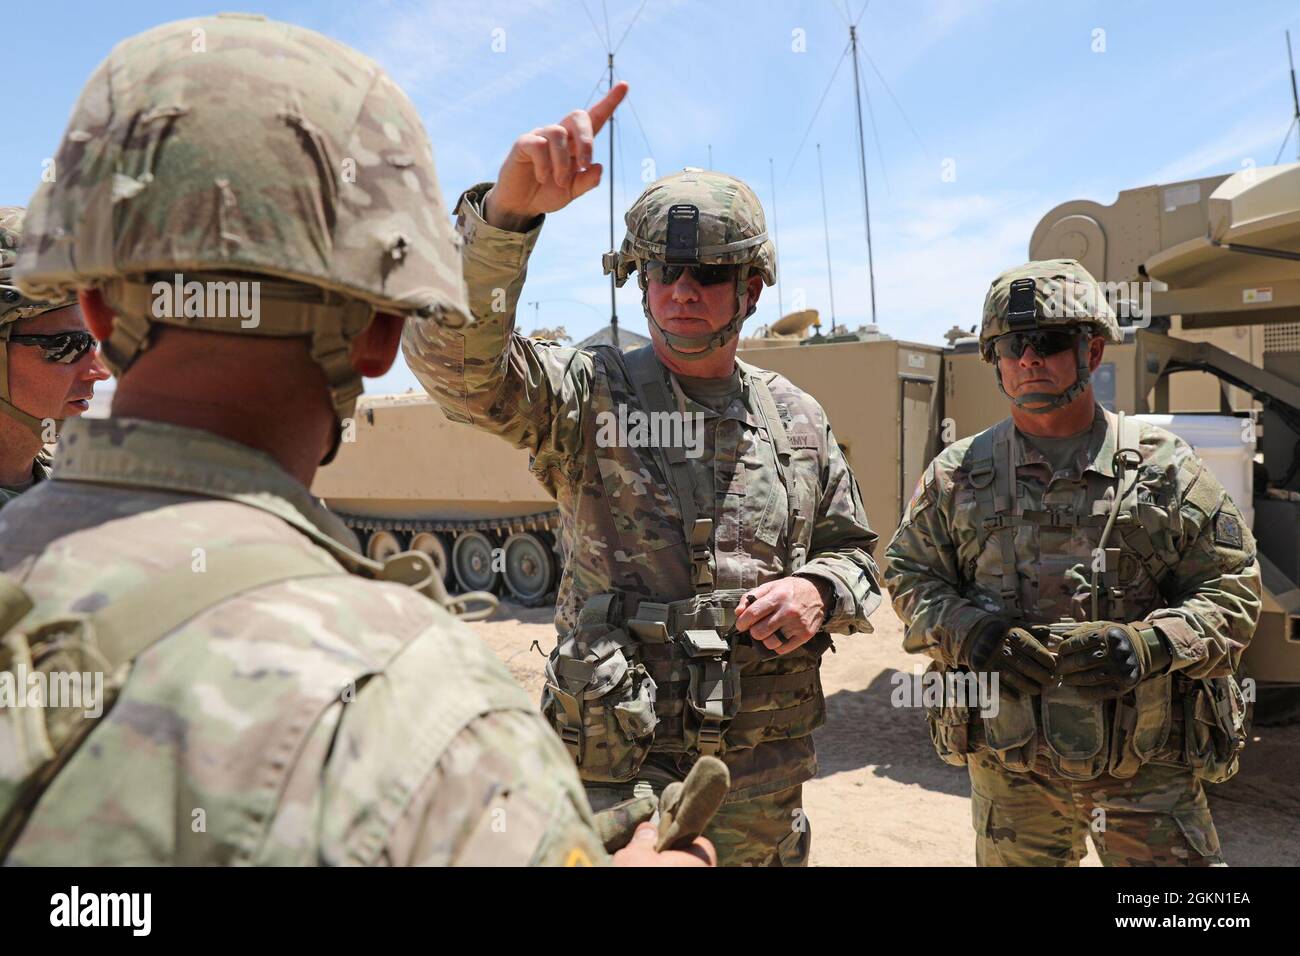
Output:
[1144,114,1296,185]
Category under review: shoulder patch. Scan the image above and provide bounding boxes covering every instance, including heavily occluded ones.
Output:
[1214,510,1244,550]
[905,466,937,521]
[1181,461,1226,523]
[564,846,596,866]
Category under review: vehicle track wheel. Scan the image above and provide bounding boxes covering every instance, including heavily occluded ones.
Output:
[366,530,407,563]
[502,532,557,606]
[452,531,500,594]
[410,532,452,587]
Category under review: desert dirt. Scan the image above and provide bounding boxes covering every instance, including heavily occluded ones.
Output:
[471,595,1300,866]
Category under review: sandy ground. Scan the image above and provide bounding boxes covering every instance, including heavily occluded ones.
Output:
[472,596,1300,866]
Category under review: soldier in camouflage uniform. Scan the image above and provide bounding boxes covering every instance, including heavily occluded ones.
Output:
[0,14,710,867]
[885,260,1260,866]
[0,207,108,507]
[403,84,882,866]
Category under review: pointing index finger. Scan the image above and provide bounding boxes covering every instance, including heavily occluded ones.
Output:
[588,80,629,135]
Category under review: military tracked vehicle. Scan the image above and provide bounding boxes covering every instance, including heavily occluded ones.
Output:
[313,392,563,606]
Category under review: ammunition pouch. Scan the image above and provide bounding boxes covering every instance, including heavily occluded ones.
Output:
[547,590,828,774]
[980,620,1168,779]
[980,683,1038,773]
[1039,683,1108,780]
[1178,673,1246,784]
[676,629,738,757]
[542,595,658,783]
[938,641,1240,783]
[923,660,974,766]
[1107,673,1172,779]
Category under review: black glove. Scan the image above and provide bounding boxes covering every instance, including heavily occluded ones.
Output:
[1055,621,1171,701]
[959,618,1056,698]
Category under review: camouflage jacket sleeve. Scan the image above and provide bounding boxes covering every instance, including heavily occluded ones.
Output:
[387,709,610,867]
[795,420,881,634]
[400,182,595,492]
[1144,452,1261,679]
[883,451,997,665]
[300,607,610,867]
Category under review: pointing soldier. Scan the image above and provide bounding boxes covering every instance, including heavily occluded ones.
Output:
[403,84,882,866]
[0,14,708,867]
[885,260,1260,866]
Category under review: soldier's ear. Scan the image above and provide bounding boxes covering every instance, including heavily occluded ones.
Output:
[1088,335,1106,371]
[78,289,115,342]
[747,275,764,309]
[350,311,404,378]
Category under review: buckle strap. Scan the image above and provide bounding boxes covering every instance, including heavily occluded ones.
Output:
[689,518,714,593]
[687,659,737,757]
[618,346,715,591]
[681,628,729,658]
[659,588,749,629]
[727,696,823,734]
[549,685,584,760]
[579,593,619,629]
[585,626,636,663]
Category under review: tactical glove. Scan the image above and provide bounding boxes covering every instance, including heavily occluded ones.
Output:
[1055,621,1171,701]
[593,794,659,853]
[959,618,1056,698]
[592,756,731,853]
[655,756,730,852]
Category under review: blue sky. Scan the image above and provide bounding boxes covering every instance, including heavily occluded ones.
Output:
[7,0,1300,394]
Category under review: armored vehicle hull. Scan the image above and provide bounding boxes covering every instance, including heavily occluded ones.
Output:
[313,392,562,606]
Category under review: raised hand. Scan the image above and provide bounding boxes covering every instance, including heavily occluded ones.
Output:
[484,81,629,231]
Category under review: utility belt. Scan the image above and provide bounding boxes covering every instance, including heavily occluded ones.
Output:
[543,589,831,784]
[925,622,1247,783]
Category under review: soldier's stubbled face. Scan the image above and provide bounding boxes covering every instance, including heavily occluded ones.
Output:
[646,269,765,343]
[997,334,1106,406]
[8,305,110,421]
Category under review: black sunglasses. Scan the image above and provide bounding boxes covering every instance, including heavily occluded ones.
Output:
[9,330,98,364]
[992,329,1079,360]
[644,260,739,287]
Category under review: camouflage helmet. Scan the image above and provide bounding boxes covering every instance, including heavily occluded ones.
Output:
[1,207,82,438]
[980,259,1123,414]
[15,13,470,441]
[2,208,78,326]
[603,169,776,361]
[980,259,1122,356]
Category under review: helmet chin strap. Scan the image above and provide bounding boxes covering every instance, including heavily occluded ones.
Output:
[994,335,1092,414]
[0,326,59,440]
[641,266,754,362]
[0,398,59,440]
[320,418,345,466]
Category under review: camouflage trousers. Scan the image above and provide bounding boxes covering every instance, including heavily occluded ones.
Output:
[585,781,809,867]
[968,753,1224,867]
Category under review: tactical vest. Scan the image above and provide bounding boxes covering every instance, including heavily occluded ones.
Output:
[926,413,1246,783]
[542,347,828,784]
[0,488,498,863]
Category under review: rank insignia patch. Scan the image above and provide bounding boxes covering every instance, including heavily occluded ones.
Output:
[1214,511,1243,549]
